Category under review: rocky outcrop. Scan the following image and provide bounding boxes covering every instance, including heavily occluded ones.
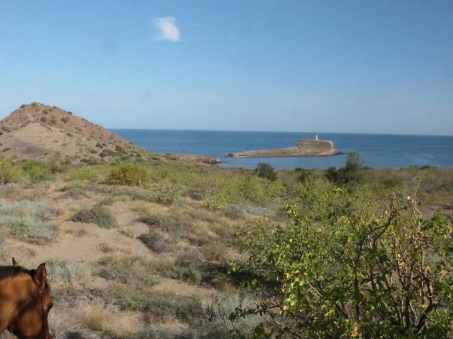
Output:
[228,138,341,158]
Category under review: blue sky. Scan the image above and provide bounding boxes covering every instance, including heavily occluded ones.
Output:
[0,1,452,135]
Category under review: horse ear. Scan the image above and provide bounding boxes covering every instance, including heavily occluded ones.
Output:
[35,263,47,290]
[12,257,19,267]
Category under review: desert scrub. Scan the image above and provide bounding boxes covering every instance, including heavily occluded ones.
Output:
[0,157,23,184]
[132,293,270,339]
[69,204,117,228]
[46,259,92,286]
[137,211,196,238]
[204,174,286,209]
[148,180,181,205]
[96,255,159,287]
[106,162,150,186]
[0,183,21,198]
[137,229,169,253]
[200,240,229,263]
[69,165,109,182]
[0,200,56,240]
[21,160,67,183]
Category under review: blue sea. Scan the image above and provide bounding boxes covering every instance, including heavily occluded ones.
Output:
[110,130,453,170]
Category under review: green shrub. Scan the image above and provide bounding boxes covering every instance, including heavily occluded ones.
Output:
[69,165,107,182]
[61,117,69,123]
[255,162,277,181]
[21,160,65,182]
[40,117,47,122]
[50,119,57,126]
[325,152,365,185]
[148,180,181,205]
[106,163,149,186]
[0,158,23,184]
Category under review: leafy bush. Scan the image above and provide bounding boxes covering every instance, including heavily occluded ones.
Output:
[69,165,107,182]
[233,180,453,338]
[61,117,69,123]
[204,174,285,209]
[325,151,365,185]
[0,157,23,184]
[106,163,149,186]
[148,180,181,205]
[20,160,66,183]
[255,162,277,181]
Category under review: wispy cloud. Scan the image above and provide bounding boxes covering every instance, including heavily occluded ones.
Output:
[153,17,181,41]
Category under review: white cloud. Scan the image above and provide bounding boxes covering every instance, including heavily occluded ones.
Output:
[153,17,181,41]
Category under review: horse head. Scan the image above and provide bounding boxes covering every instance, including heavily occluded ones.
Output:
[0,258,53,339]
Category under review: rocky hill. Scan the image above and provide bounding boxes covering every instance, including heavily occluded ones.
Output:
[228,138,341,158]
[0,102,219,164]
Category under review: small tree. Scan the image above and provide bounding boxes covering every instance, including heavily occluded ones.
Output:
[325,151,365,185]
[255,162,277,181]
[232,179,453,338]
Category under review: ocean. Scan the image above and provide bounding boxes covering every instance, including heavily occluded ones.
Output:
[110,130,453,170]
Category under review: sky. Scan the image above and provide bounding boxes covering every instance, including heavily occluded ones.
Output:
[0,1,452,135]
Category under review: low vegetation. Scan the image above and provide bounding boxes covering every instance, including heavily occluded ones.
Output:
[0,153,452,338]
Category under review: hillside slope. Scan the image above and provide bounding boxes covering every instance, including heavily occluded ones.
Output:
[0,103,219,164]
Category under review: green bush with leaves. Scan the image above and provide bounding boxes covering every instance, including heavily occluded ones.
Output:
[326,151,365,185]
[148,180,181,205]
[204,174,285,209]
[233,179,453,338]
[21,160,66,182]
[106,162,149,186]
[256,162,277,181]
[0,157,23,184]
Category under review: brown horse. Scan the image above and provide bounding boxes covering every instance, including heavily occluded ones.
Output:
[0,258,53,339]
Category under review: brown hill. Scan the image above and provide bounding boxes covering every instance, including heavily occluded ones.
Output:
[0,102,219,164]
[228,138,341,158]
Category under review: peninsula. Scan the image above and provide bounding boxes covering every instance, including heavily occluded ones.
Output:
[228,138,341,158]
[0,103,220,165]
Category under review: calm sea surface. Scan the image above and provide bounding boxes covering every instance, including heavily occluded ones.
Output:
[110,130,453,170]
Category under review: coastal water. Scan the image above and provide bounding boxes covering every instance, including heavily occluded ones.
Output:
[110,130,453,170]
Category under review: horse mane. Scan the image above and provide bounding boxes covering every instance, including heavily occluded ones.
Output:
[0,265,31,281]
[0,263,51,293]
